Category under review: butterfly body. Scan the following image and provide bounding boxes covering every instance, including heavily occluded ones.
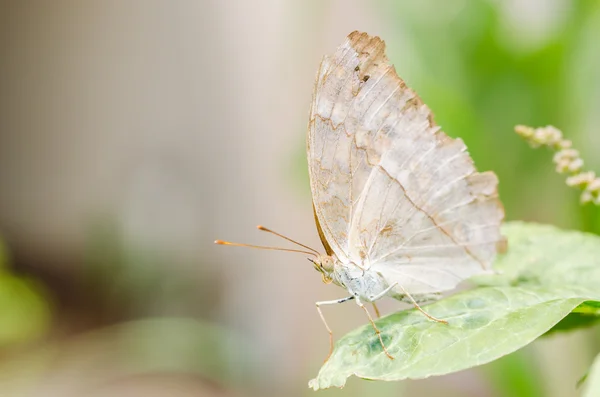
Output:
[331,260,389,302]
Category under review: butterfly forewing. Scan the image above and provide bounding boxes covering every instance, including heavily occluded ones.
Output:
[307,31,504,295]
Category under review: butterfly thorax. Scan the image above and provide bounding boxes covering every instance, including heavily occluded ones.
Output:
[313,254,391,303]
[333,262,393,302]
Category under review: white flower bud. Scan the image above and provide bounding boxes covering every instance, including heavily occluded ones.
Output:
[568,158,584,173]
[581,190,593,204]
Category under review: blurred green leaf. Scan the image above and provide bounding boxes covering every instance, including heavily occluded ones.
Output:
[481,346,544,397]
[309,222,600,390]
[582,352,600,397]
[0,235,51,347]
[0,274,51,346]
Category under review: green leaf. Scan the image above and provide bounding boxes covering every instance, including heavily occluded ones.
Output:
[309,222,600,390]
[582,352,600,397]
[309,286,591,390]
[491,221,600,292]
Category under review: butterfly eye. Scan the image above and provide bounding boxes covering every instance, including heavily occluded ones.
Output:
[320,257,334,272]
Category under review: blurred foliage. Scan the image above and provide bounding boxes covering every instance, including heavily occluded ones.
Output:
[0,318,243,395]
[482,346,545,397]
[83,219,173,317]
[0,237,51,348]
[582,352,600,396]
[380,0,600,233]
[83,219,217,320]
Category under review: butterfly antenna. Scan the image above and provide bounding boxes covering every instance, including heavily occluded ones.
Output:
[256,225,320,255]
[214,240,318,257]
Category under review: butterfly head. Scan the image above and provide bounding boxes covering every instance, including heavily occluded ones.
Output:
[309,255,335,284]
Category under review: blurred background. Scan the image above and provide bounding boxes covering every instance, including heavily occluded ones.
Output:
[0,0,599,396]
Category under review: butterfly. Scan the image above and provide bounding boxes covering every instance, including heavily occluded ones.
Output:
[216,31,505,362]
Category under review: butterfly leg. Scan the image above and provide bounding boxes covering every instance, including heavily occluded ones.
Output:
[371,303,381,318]
[315,296,354,362]
[369,281,398,301]
[367,281,400,318]
[355,298,394,360]
[398,284,448,324]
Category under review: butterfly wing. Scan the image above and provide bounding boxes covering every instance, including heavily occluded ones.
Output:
[307,31,505,294]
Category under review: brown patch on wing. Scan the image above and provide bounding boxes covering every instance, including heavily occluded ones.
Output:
[496,237,508,254]
[380,225,393,234]
[313,204,334,256]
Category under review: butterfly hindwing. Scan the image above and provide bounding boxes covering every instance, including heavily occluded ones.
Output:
[307,31,504,294]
